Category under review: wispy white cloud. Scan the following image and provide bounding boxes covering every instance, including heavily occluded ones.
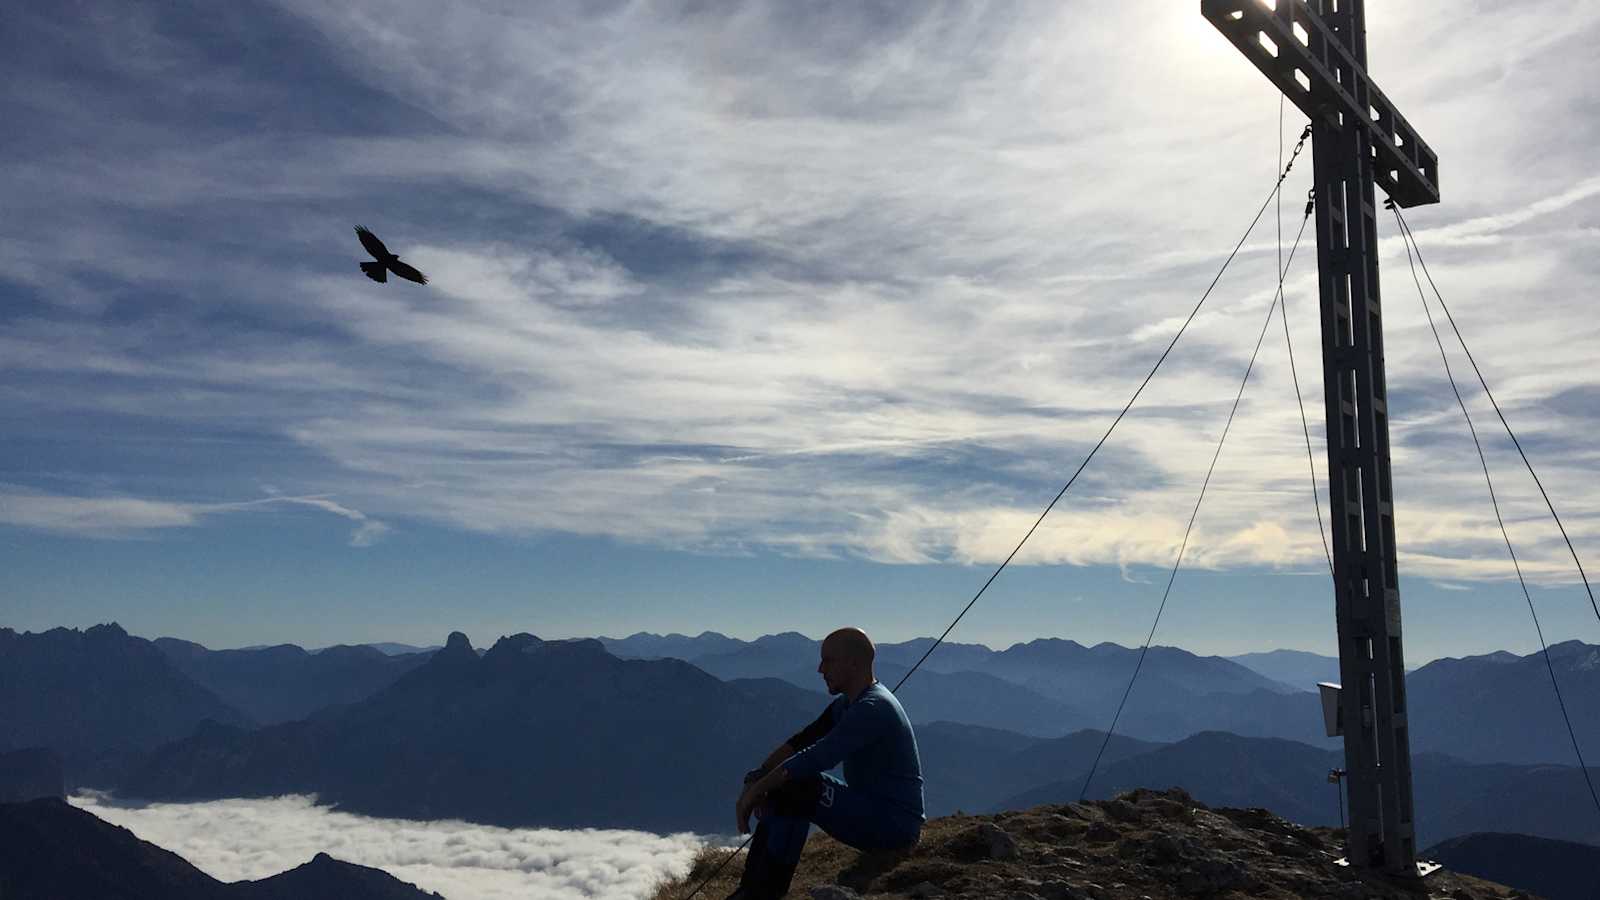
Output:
[0,487,390,547]
[0,487,199,536]
[225,496,394,547]
[70,792,710,900]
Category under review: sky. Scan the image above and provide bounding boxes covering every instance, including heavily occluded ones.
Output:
[4,0,1600,663]
[70,791,709,900]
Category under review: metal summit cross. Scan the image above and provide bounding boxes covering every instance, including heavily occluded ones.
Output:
[1201,0,1440,878]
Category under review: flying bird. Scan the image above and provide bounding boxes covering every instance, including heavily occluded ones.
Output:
[354,225,428,285]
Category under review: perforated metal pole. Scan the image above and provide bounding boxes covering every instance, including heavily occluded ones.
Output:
[1201,0,1439,876]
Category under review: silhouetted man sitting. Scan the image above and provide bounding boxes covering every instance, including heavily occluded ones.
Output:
[730,627,924,900]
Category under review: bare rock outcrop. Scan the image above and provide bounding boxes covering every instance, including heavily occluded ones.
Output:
[656,788,1538,900]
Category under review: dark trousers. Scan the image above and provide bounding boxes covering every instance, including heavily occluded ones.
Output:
[736,773,920,900]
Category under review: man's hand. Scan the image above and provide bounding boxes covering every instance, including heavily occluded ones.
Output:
[736,766,767,832]
[734,765,790,834]
[735,787,758,834]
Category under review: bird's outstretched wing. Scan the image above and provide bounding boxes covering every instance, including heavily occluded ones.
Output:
[389,259,428,285]
[354,225,389,259]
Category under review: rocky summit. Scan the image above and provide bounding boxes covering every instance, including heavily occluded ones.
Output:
[654,789,1531,900]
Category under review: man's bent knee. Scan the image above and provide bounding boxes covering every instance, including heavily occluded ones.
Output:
[764,774,825,818]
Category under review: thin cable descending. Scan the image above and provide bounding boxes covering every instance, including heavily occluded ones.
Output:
[1079,203,1314,802]
[1278,251,1335,581]
[1390,204,1600,821]
[1276,97,1284,330]
[1390,205,1600,629]
[677,127,1314,900]
[1275,102,1333,581]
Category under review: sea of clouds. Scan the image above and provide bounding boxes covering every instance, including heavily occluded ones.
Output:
[70,791,719,900]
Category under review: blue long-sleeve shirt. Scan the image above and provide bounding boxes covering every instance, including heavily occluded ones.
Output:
[780,682,925,822]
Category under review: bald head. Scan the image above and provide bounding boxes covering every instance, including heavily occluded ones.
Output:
[817,627,877,697]
[823,627,875,665]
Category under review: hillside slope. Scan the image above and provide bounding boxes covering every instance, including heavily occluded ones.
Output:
[1424,832,1600,900]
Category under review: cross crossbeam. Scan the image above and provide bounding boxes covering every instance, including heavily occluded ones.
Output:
[1202,0,1441,879]
[1202,0,1439,208]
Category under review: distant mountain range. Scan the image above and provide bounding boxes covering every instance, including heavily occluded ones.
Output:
[108,628,1600,845]
[1001,730,1600,848]
[123,632,816,832]
[0,797,443,899]
[604,631,1339,746]
[153,638,432,725]
[4,622,1596,843]
[1223,649,1341,692]
[605,631,1600,765]
[0,625,252,785]
[350,642,443,657]
[915,723,1159,815]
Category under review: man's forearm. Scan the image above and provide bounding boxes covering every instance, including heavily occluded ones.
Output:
[758,742,795,773]
[745,763,790,805]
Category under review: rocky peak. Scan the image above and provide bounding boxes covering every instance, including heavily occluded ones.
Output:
[483,636,612,670]
[485,632,544,656]
[421,632,480,676]
[84,622,129,640]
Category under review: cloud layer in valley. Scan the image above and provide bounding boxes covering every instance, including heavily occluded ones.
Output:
[70,792,712,900]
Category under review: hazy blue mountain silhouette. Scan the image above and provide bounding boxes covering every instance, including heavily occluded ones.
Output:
[686,631,821,679]
[1225,649,1340,692]
[659,634,1297,699]
[612,632,1600,761]
[606,632,993,675]
[599,630,747,660]
[123,632,817,832]
[880,664,1090,737]
[1042,731,1342,826]
[723,675,828,709]
[997,730,1600,847]
[0,798,442,899]
[154,638,431,725]
[0,625,252,785]
[916,723,1160,816]
[979,638,1297,700]
[1423,832,1600,900]
[352,642,442,657]
[875,638,1000,674]
[1406,641,1600,764]
[1411,753,1600,845]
